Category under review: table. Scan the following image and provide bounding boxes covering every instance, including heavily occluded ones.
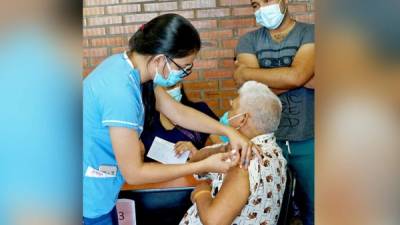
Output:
[121,175,200,190]
[119,175,201,225]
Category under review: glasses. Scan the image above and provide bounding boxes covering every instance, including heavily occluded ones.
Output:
[166,56,193,78]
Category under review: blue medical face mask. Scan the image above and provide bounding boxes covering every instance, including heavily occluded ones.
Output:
[153,57,185,87]
[219,112,230,143]
[218,111,245,143]
[166,86,183,102]
[255,1,286,30]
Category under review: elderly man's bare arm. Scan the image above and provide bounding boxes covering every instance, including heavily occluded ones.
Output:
[193,167,250,225]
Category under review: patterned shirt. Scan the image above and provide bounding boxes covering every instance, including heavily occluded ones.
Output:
[180,133,287,225]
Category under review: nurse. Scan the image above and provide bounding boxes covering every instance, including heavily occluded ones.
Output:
[83,14,258,224]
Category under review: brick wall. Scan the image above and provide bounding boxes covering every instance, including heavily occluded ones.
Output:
[83,0,315,116]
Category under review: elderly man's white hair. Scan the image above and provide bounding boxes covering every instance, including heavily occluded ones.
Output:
[238,81,282,134]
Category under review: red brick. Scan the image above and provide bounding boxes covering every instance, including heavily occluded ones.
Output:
[124,13,158,23]
[87,16,122,26]
[183,80,218,90]
[308,3,315,11]
[288,3,308,14]
[108,25,140,35]
[201,40,218,49]
[144,2,178,12]
[83,39,90,47]
[181,0,216,9]
[90,57,106,67]
[293,13,315,24]
[237,27,257,36]
[200,49,234,59]
[83,7,105,16]
[221,98,234,110]
[221,39,238,48]
[219,18,255,28]
[193,59,218,69]
[83,27,106,37]
[83,58,89,68]
[85,0,119,6]
[83,48,108,57]
[82,0,314,115]
[219,59,235,68]
[191,20,218,30]
[83,67,95,77]
[182,71,199,81]
[91,37,127,47]
[184,90,202,100]
[232,7,254,16]
[160,10,195,19]
[221,90,238,99]
[204,90,237,99]
[204,99,219,108]
[200,30,233,39]
[111,47,128,54]
[213,109,226,117]
[221,79,237,89]
[197,8,230,18]
[106,4,141,14]
[219,0,250,6]
[203,69,233,79]
[203,90,219,99]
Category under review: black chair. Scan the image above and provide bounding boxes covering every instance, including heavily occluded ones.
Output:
[118,187,194,225]
[119,168,296,225]
[277,167,296,225]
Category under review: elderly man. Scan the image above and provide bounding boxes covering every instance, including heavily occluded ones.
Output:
[234,0,315,224]
[177,81,287,225]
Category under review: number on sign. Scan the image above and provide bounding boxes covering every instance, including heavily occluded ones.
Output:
[118,211,125,221]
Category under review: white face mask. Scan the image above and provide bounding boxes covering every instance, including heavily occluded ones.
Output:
[255,1,286,30]
[166,86,183,102]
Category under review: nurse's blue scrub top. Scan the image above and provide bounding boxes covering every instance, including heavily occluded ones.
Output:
[83,52,144,218]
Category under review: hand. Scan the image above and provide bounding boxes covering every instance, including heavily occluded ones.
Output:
[221,143,232,153]
[190,181,211,203]
[233,61,247,87]
[201,151,240,173]
[225,127,262,169]
[174,141,198,159]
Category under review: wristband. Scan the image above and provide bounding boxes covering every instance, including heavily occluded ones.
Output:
[192,190,210,202]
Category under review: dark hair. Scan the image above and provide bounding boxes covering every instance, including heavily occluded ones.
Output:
[132,14,200,131]
[141,81,192,132]
[128,13,201,59]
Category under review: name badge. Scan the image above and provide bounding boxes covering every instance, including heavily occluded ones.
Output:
[99,165,117,176]
[85,166,114,178]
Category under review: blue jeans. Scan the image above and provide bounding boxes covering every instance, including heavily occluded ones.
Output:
[83,207,118,225]
[278,139,314,225]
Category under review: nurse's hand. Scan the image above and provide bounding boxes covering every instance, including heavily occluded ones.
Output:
[225,127,262,169]
[202,151,239,173]
[174,141,198,159]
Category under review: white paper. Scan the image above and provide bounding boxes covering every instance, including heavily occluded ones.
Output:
[147,137,189,164]
[116,199,136,225]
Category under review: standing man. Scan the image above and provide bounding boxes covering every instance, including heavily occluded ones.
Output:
[234,0,314,225]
